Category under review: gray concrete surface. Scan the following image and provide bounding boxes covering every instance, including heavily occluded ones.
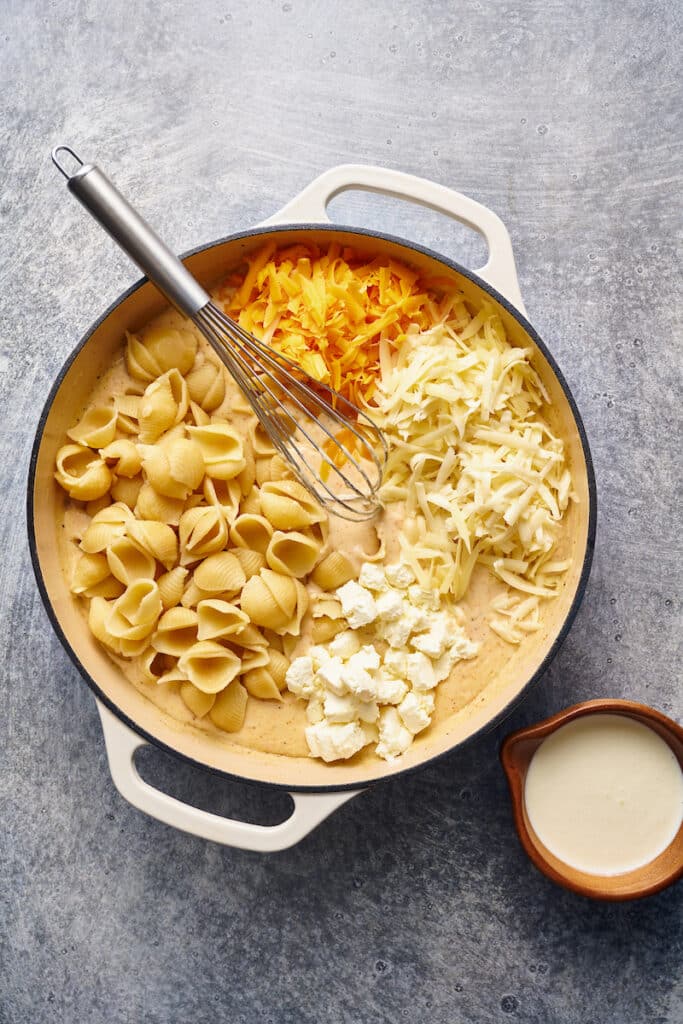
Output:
[1,1,681,1021]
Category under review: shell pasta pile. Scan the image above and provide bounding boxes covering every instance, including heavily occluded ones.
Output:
[55,322,357,733]
[54,242,574,762]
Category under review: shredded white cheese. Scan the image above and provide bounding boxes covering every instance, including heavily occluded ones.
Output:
[371,306,575,641]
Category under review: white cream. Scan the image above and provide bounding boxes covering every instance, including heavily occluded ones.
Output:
[524,714,683,876]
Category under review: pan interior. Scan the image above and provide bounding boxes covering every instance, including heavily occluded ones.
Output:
[30,226,594,791]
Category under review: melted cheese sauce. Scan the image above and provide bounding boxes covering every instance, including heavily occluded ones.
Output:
[524,714,683,876]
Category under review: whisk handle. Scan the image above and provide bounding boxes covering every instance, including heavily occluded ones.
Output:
[52,147,209,316]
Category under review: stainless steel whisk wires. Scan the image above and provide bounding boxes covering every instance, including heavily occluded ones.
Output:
[195,303,386,518]
[52,146,387,521]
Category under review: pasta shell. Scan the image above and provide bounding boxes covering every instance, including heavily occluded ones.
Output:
[179,681,215,718]
[100,439,142,478]
[137,647,168,685]
[168,437,204,490]
[126,520,178,570]
[157,566,189,609]
[242,666,283,702]
[126,325,197,380]
[71,552,110,594]
[260,480,325,530]
[193,551,246,594]
[186,358,226,411]
[135,482,185,526]
[203,476,242,522]
[197,599,249,641]
[310,594,343,619]
[84,576,126,600]
[118,634,152,658]
[228,624,268,650]
[79,503,133,553]
[107,579,161,639]
[269,455,295,481]
[267,648,290,690]
[236,434,256,496]
[178,640,241,694]
[142,438,204,500]
[157,663,187,686]
[180,580,207,608]
[188,400,211,426]
[148,325,198,376]
[138,370,189,443]
[209,678,248,732]
[240,568,298,631]
[229,513,273,554]
[88,596,121,653]
[179,506,228,564]
[266,530,321,578]
[238,488,261,516]
[311,616,345,643]
[110,475,144,509]
[186,423,245,480]
[232,547,266,580]
[252,422,277,457]
[151,607,199,655]
[125,330,162,381]
[239,647,270,673]
[106,537,156,585]
[255,456,273,486]
[311,551,355,590]
[67,405,118,448]
[284,579,309,637]
[116,394,142,434]
[55,444,112,501]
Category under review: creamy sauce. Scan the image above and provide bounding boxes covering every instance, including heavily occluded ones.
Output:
[524,714,683,876]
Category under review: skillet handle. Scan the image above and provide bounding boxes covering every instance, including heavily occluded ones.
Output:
[95,701,360,852]
[263,164,527,316]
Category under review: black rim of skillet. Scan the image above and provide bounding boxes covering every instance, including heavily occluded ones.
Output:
[27,223,598,795]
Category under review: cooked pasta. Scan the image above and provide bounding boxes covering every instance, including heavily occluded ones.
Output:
[79,503,132,553]
[178,506,228,563]
[156,566,189,609]
[106,537,156,585]
[151,607,199,655]
[266,530,321,578]
[185,357,226,411]
[196,599,249,641]
[138,369,189,443]
[233,547,266,579]
[310,551,355,591]
[55,445,112,501]
[141,437,204,499]
[126,325,197,381]
[135,482,185,525]
[259,479,325,530]
[101,439,142,477]
[179,680,216,718]
[126,520,178,570]
[208,678,248,731]
[71,552,110,595]
[177,640,241,694]
[193,551,246,595]
[186,423,245,480]
[229,513,273,554]
[67,405,118,448]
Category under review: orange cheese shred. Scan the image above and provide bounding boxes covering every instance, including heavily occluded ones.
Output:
[219,244,451,408]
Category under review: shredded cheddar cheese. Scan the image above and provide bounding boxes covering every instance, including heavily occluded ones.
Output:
[219,243,449,407]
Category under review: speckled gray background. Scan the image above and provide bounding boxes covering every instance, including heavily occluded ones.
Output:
[1,1,681,1021]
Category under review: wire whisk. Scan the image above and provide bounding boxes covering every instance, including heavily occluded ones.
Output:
[52,147,386,520]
